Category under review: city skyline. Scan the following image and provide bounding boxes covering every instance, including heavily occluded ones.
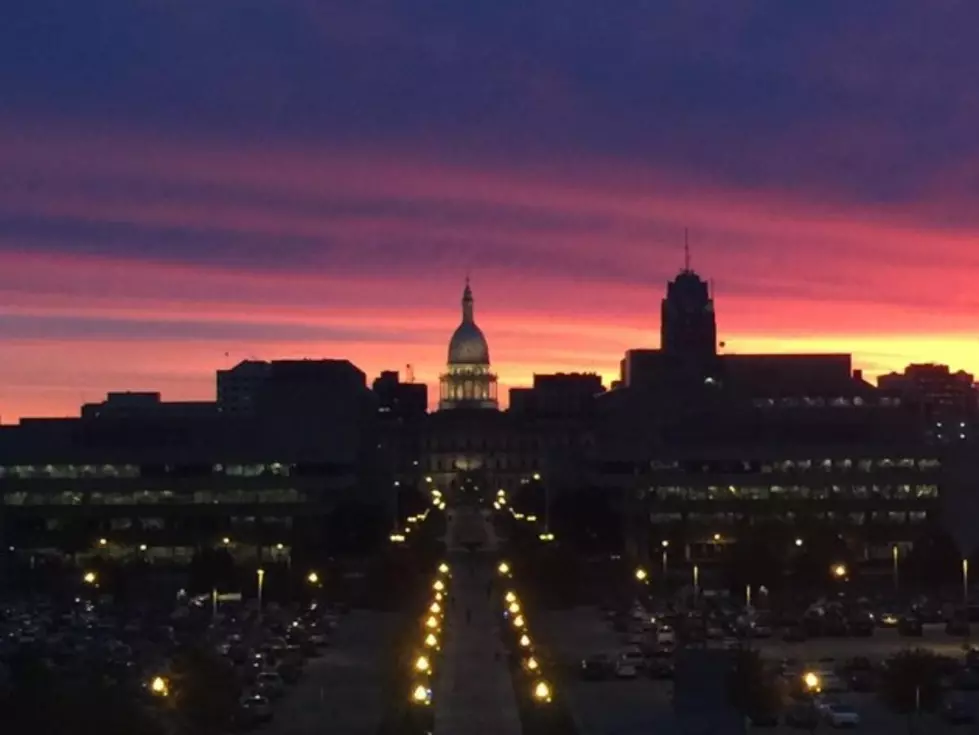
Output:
[4,2,979,419]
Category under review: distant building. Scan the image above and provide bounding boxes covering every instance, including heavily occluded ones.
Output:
[878,363,978,423]
[439,279,498,410]
[509,373,605,417]
[372,371,428,420]
[660,260,717,361]
[216,360,271,415]
[81,392,217,420]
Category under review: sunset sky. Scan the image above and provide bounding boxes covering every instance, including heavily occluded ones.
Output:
[2,1,979,420]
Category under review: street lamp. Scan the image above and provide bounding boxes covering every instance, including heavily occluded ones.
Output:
[257,568,265,611]
[411,684,432,706]
[150,676,169,697]
[635,567,649,583]
[519,633,531,648]
[414,655,431,674]
[513,615,525,629]
[438,562,450,575]
[498,561,511,576]
[831,563,847,580]
[803,671,821,693]
[424,633,439,650]
[532,680,552,703]
[82,571,97,585]
[892,545,900,591]
[795,538,804,547]
[508,601,521,615]
[505,591,517,604]
[307,571,319,585]
[433,579,445,592]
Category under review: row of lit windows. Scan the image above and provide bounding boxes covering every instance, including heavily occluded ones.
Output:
[427,457,543,472]
[646,484,940,501]
[649,510,929,524]
[752,396,902,407]
[0,463,299,479]
[649,458,941,472]
[3,488,306,506]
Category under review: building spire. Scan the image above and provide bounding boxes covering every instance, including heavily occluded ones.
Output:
[683,227,691,272]
[462,275,474,322]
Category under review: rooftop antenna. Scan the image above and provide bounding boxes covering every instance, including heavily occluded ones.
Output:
[684,228,691,271]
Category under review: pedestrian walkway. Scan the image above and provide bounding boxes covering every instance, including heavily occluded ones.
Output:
[434,508,522,735]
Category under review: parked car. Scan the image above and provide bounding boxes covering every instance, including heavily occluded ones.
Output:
[943,698,976,725]
[823,702,860,727]
[580,654,612,681]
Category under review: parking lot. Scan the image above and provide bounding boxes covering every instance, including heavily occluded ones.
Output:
[267,611,400,735]
[539,606,979,735]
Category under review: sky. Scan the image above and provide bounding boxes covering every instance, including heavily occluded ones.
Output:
[2,0,979,419]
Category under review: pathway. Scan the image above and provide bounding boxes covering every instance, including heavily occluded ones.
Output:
[434,507,522,735]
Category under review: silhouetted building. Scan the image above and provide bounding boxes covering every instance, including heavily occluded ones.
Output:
[509,373,605,417]
[661,263,717,361]
[81,392,218,420]
[878,363,978,423]
[372,370,428,420]
[217,360,271,415]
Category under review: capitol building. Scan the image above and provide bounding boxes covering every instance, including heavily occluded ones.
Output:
[438,279,498,410]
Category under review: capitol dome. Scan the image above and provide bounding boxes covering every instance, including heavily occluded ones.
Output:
[448,321,490,365]
[438,278,498,411]
[447,281,490,365]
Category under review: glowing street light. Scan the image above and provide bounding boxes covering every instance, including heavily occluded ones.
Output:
[504,591,517,604]
[832,563,848,579]
[498,561,511,575]
[533,680,552,703]
[438,562,450,575]
[411,684,432,706]
[519,633,531,648]
[430,601,442,615]
[82,571,97,585]
[307,571,320,585]
[425,615,440,630]
[508,601,521,615]
[424,632,439,649]
[803,671,821,692]
[513,615,525,629]
[150,676,169,697]
[524,656,539,672]
[414,655,431,674]
[222,537,231,545]
[795,538,804,547]
[433,579,445,592]
[634,567,648,582]
[98,538,107,547]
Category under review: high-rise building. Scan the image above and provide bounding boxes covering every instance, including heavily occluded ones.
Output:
[660,263,717,360]
[438,279,498,410]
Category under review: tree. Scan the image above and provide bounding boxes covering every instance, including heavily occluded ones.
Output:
[169,645,241,733]
[728,649,780,717]
[878,649,945,714]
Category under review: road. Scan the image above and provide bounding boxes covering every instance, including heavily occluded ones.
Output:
[265,610,399,735]
[435,506,522,735]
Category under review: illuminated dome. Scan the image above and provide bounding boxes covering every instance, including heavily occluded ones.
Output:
[448,321,490,365]
[439,279,498,410]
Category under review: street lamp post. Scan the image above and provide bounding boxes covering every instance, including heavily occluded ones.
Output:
[257,568,265,613]
[892,545,900,592]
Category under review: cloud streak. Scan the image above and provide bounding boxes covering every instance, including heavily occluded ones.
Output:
[1,2,979,418]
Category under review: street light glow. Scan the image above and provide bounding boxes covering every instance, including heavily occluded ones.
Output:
[832,563,847,579]
[307,572,319,584]
[414,655,431,673]
[433,579,445,592]
[150,676,169,697]
[533,680,552,702]
[83,571,97,585]
[519,633,531,647]
[498,561,511,575]
[634,567,648,582]
[504,591,517,604]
